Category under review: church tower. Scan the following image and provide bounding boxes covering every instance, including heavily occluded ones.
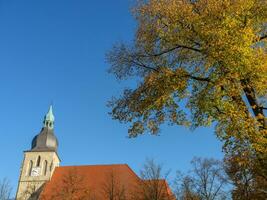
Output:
[16,106,60,200]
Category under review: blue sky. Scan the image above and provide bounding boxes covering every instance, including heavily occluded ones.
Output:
[0,0,223,194]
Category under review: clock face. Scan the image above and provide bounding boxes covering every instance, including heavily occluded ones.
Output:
[31,167,41,177]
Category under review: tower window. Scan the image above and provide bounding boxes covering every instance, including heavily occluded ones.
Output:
[43,160,48,176]
[36,156,41,167]
[50,162,54,171]
[28,160,33,176]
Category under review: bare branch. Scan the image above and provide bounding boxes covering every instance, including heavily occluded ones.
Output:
[0,178,12,200]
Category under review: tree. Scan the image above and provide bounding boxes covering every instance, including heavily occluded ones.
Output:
[107,0,267,198]
[0,178,12,200]
[174,158,230,200]
[132,159,175,200]
[101,170,127,200]
[18,183,44,200]
[174,172,201,200]
[40,169,94,200]
[107,0,267,143]
[225,154,267,200]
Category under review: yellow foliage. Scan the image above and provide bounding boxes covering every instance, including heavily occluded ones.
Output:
[107,0,267,194]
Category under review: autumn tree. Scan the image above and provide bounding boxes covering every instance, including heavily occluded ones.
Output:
[225,155,267,200]
[132,159,174,200]
[101,170,127,200]
[40,169,94,200]
[0,178,12,200]
[107,0,267,198]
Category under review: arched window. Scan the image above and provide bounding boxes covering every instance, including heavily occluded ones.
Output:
[43,160,48,176]
[36,156,41,167]
[28,160,33,176]
[50,162,54,171]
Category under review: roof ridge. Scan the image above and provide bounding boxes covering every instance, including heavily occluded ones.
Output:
[57,163,129,168]
[55,164,141,181]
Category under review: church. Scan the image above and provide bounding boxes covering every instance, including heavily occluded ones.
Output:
[16,106,175,200]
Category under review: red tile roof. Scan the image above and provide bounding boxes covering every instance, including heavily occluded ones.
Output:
[40,164,175,200]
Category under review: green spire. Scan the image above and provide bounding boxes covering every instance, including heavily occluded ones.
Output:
[43,105,55,129]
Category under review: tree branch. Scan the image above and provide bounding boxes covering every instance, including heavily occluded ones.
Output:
[252,34,267,43]
[241,79,266,129]
[129,59,159,72]
[259,34,267,41]
[186,74,211,82]
[139,44,202,58]
[213,105,226,115]
[129,57,212,84]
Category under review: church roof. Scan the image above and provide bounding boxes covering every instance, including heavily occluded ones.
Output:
[31,127,58,152]
[40,164,175,200]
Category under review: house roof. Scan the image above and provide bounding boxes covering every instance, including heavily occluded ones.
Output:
[40,164,175,200]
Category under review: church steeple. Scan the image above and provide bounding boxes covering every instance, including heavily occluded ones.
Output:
[16,106,60,200]
[43,105,55,129]
[31,105,58,152]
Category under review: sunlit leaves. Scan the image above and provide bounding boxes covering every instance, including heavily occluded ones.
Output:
[107,0,267,168]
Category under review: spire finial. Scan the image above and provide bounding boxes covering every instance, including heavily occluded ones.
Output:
[43,105,55,129]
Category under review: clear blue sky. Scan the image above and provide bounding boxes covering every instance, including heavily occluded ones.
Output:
[0,0,223,194]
